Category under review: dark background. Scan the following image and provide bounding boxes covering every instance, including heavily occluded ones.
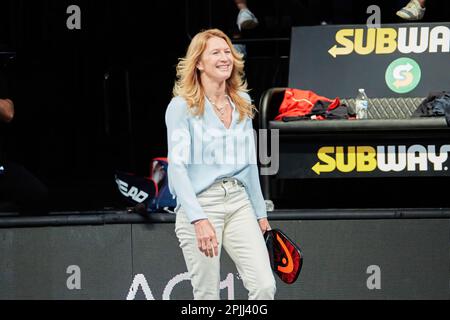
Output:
[0,0,449,211]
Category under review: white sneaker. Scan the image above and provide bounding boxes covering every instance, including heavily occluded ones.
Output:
[237,8,259,31]
[396,0,426,21]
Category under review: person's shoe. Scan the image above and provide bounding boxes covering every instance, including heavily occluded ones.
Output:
[237,8,259,31]
[396,0,426,21]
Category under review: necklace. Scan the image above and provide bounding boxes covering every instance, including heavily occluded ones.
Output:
[208,96,229,124]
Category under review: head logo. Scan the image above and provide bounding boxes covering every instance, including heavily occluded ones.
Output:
[385,57,421,93]
[265,229,303,284]
[276,233,294,273]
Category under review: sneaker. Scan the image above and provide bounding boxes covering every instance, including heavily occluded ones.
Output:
[396,0,426,21]
[237,8,259,31]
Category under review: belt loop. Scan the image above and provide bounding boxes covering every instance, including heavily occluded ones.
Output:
[221,179,228,197]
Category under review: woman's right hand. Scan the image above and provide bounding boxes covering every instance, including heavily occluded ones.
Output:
[193,219,219,258]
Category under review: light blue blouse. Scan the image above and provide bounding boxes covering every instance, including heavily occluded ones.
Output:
[165,92,267,223]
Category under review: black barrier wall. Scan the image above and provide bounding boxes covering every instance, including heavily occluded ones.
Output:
[0,216,449,299]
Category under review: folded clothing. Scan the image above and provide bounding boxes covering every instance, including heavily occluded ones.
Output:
[275,88,355,121]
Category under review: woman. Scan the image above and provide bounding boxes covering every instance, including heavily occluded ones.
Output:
[165,28,276,300]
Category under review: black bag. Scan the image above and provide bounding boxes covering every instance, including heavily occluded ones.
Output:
[413,91,450,125]
[114,157,176,214]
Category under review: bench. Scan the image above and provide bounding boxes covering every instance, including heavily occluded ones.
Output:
[258,87,450,209]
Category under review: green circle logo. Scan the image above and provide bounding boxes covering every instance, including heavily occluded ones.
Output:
[385,57,421,94]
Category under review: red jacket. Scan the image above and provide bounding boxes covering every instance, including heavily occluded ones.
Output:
[275,88,340,121]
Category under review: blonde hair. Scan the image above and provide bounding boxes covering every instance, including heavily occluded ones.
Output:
[172,28,256,122]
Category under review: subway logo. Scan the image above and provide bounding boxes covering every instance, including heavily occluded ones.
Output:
[312,144,450,175]
[328,25,450,58]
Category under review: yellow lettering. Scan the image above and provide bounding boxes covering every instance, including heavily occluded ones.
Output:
[312,147,336,175]
[354,28,376,55]
[336,146,356,172]
[356,146,377,171]
[375,28,397,54]
[334,29,354,55]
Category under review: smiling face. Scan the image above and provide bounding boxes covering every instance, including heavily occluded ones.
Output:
[197,36,234,83]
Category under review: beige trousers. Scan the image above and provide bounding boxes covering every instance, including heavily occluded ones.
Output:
[175,178,276,300]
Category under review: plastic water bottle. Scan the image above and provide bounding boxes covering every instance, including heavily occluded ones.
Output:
[355,88,369,119]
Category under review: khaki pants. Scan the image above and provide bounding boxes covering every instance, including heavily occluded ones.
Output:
[175,178,276,300]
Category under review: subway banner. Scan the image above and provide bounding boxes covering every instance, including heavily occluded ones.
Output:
[278,139,450,179]
[288,23,450,98]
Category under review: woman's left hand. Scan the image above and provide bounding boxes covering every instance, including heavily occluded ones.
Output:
[258,218,271,234]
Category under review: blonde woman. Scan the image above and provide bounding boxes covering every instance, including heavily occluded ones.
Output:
[165,28,276,300]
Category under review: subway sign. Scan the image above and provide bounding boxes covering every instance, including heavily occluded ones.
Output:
[328,25,450,58]
[311,144,450,177]
[289,23,450,98]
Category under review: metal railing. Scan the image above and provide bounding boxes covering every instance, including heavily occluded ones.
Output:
[1,208,450,228]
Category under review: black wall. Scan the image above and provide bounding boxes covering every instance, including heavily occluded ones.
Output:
[1,0,449,211]
[1,217,449,299]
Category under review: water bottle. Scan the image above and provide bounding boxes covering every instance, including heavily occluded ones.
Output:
[355,88,369,119]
